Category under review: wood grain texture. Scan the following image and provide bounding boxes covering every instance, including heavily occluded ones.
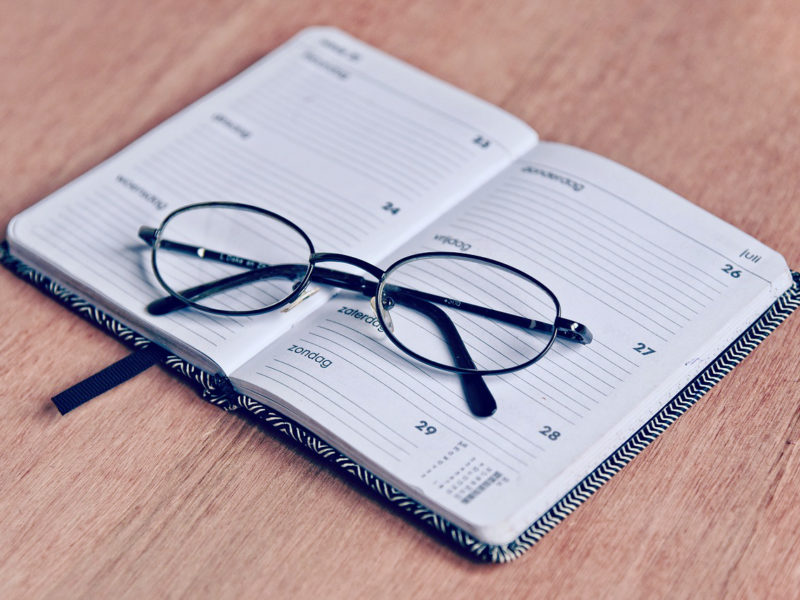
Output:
[1,1,799,598]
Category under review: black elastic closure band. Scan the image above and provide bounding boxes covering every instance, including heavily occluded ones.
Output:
[52,344,168,415]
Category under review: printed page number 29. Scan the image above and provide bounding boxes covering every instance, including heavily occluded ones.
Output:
[415,420,437,435]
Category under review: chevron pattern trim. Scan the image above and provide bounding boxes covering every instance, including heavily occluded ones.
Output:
[4,242,798,563]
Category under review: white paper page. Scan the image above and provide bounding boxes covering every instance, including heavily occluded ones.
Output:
[231,142,791,544]
[6,27,536,374]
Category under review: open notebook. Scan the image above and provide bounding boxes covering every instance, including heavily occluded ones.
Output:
[5,27,798,561]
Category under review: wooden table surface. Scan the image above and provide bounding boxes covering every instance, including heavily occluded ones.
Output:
[2,2,799,598]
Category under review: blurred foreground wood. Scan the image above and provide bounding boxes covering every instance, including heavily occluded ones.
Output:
[1,1,799,598]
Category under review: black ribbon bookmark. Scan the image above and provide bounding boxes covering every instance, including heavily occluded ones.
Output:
[51,344,168,415]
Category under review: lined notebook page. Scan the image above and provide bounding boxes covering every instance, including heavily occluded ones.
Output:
[7,27,536,374]
[232,142,791,544]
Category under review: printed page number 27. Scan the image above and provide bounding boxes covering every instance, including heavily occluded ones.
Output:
[633,342,656,355]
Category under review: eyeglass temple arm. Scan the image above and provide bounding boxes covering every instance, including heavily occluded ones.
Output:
[303,271,592,344]
[145,264,308,315]
[381,285,591,344]
[305,269,588,343]
[139,227,591,344]
[388,289,496,417]
[139,227,270,270]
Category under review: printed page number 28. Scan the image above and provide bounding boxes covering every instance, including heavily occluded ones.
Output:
[539,425,560,441]
[382,202,400,215]
[473,135,491,149]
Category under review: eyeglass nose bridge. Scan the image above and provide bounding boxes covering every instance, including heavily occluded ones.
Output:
[310,252,386,280]
[308,252,401,333]
[308,251,385,300]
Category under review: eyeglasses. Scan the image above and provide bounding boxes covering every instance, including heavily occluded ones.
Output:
[139,202,592,417]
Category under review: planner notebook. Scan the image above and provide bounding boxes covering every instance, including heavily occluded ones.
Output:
[5,27,798,562]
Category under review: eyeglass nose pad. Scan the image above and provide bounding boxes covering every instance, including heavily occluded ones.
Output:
[280,286,319,313]
[370,296,394,333]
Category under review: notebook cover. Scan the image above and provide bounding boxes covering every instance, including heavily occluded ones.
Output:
[2,241,798,562]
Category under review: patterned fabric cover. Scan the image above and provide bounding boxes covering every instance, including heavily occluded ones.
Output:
[3,241,798,562]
